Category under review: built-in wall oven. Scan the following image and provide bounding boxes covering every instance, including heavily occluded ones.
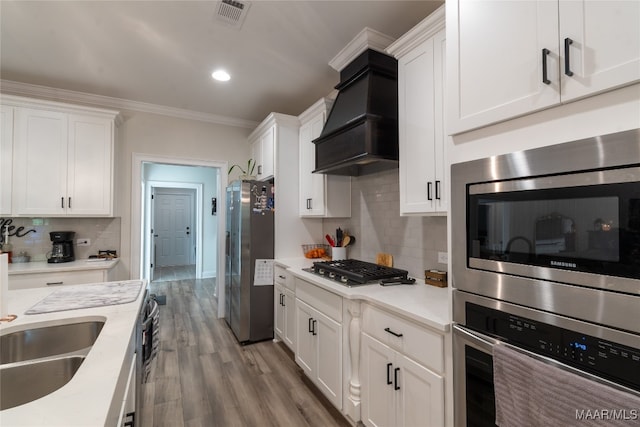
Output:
[451,129,640,426]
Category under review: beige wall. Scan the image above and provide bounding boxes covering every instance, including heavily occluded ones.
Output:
[114,110,252,279]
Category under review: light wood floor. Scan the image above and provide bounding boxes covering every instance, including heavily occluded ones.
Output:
[153,265,197,282]
[142,276,351,427]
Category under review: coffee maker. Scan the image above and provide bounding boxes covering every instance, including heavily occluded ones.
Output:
[48,231,75,263]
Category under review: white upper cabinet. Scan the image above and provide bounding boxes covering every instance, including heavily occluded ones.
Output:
[298,98,351,218]
[558,1,640,102]
[387,6,447,215]
[250,124,275,181]
[0,106,14,215]
[6,96,117,217]
[447,0,640,134]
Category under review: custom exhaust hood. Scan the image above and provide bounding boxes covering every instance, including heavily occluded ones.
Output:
[313,47,399,176]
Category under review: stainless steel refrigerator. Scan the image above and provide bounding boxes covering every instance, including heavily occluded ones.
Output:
[224,180,274,344]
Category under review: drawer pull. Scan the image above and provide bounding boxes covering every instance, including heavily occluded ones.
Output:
[46,281,64,286]
[308,317,314,334]
[384,327,403,338]
[278,275,286,280]
[312,319,317,336]
[386,363,393,385]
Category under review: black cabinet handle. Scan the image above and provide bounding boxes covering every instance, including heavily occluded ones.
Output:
[386,363,393,385]
[435,180,441,200]
[312,319,317,336]
[124,412,135,427]
[564,38,574,76]
[427,182,433,201]
[542,48,551,84]
[68,197,71,209]
[279,294,284,306]
[278,275,286,280]
[61,197,64,208]
[384,327,403,338]
[258,165,263,175]
[394,367,400,390]
[308,317,313,334]
[306,198,312,210]
[281,294,285,307]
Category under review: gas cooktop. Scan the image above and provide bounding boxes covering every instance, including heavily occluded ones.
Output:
[305,259,410,286]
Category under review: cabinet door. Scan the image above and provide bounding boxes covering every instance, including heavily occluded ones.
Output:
[13,108,68,215]
[559,0,640,102]
[251,137,262,179]
[0,106,13,215]
[274,284,285,338]
[399,36,437,214]
[315,309,342,409]
[283,288,296,349]
[361,333,396,427]
[295,299,316,378]
[299,116,326,216]
[396,354,444,427]
[67,114,113,216]
[260,126,275,180]
[432,29,448,214]
[448,0,559,134]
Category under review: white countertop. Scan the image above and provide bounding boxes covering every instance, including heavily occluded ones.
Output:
[276,258,451,333]
[8,259,119,275]
[0,280,146,426]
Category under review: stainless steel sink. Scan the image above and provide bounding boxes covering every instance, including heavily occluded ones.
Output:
[1,321,104,364]
[0,356,85,410]
[0,320,105,410]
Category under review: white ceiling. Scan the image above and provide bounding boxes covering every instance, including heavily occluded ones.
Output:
[0,0,443,126]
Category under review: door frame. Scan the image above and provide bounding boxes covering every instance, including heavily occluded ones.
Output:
[131,153,228,318]
[147,182,200,276]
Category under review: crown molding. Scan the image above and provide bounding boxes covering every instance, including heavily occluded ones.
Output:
[298,97,333,123]
[0,79,258,129]
[386,5,446,59]
[329,27,396,72]
[248,112,300,141]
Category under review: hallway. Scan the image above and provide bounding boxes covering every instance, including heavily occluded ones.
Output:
[142,277,350,427]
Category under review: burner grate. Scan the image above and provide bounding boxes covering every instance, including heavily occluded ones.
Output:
[311,259,409,285]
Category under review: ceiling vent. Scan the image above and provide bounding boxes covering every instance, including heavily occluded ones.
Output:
[215,0,251,30]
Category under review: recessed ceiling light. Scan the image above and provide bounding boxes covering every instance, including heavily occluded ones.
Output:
[211,69,231,82]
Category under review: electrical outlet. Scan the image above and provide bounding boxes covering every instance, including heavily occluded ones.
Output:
[77,238,91,246]
[437,251,448,264]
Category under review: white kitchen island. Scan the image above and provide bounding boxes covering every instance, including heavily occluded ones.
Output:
[0,280,146,427]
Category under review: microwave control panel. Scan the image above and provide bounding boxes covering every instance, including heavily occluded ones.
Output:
[465,302,640,392]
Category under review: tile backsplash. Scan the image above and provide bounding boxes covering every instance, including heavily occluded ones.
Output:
[1,217,121,262]
[323,169,448,279]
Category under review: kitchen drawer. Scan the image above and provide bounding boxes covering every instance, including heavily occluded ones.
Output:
[362,304,444,373]
[295,277,342,322]
[274,265,294,290]
[8,270,107,290]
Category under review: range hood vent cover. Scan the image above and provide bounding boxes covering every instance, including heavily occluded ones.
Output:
[313,49,398,176]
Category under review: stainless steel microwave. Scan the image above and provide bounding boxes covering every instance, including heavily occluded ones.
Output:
[467,165,640,294]
[452,129,640,333]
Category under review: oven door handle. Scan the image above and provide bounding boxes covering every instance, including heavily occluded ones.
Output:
[453,324,501,353]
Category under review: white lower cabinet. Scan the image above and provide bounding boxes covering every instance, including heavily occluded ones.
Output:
[8,268,116,290]
[361,333,444,427]
[361,304,445,427]
[274,282,296,350]
[117,353,137,427]
[295,278,343,410]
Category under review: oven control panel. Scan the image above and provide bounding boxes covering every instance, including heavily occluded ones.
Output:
[466,302,640,392]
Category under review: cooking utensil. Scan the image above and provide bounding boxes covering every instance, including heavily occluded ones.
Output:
[336,228,343,247]
[325,234,335,247]
[342,235,350,247]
